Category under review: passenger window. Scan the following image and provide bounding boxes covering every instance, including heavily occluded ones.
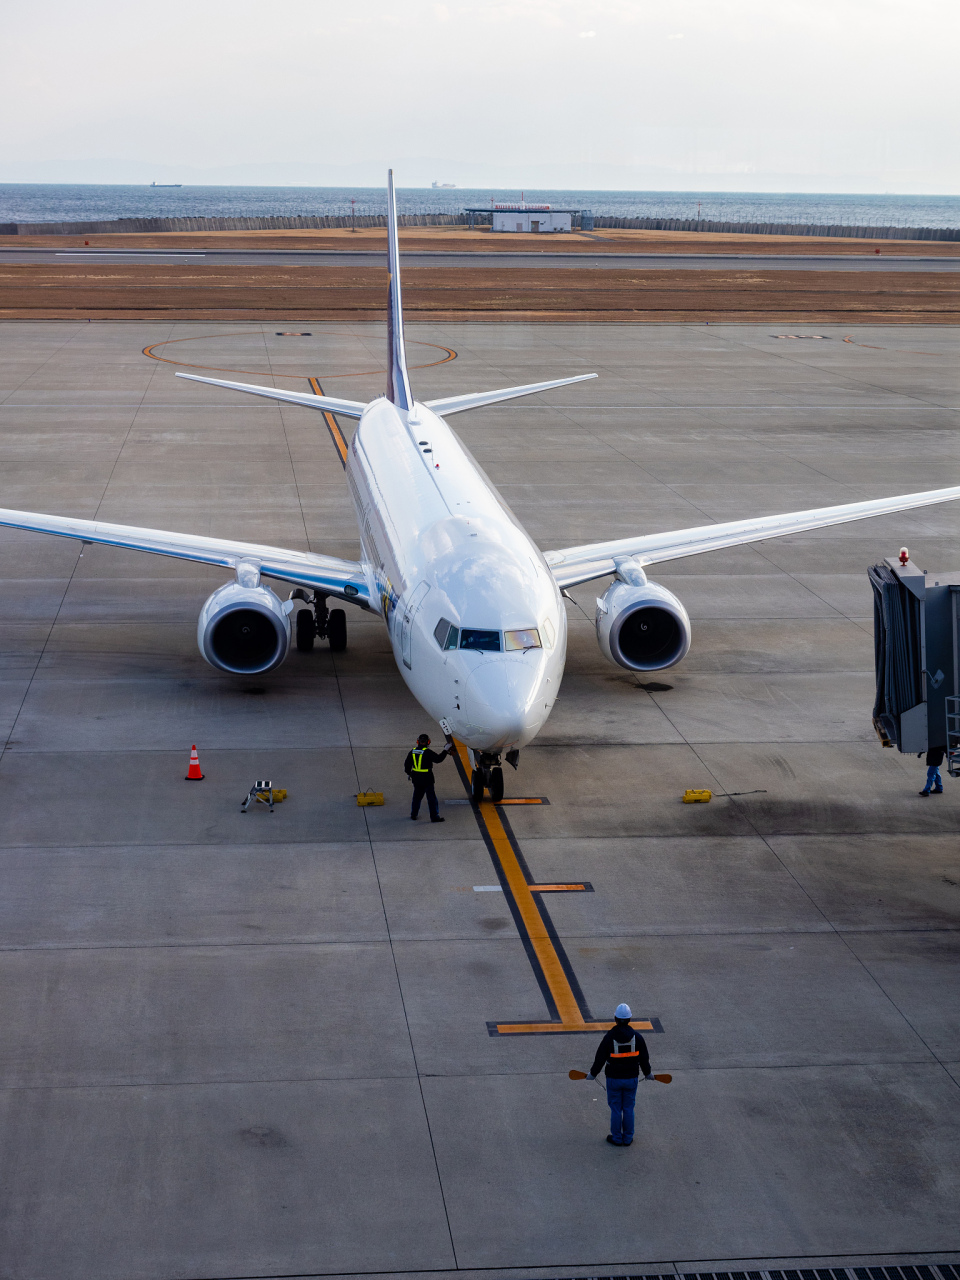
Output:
[434,618,460,650]
[459,629,501,652]
[504,628,541,651]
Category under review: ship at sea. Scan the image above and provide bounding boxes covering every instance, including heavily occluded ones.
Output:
[432,181,455,189]
[150,182,182,188]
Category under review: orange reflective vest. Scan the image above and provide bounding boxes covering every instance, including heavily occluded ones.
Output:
[609,1035,640,1059]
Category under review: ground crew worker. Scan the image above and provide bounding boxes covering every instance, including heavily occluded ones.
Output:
[584,1003,653,1146]
[404,733,452,822]
[920,745,946,796]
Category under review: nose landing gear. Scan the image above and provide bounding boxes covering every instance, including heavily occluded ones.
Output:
[471,751,511,802]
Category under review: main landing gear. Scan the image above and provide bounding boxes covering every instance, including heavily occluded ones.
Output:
[292,591,347,653]
[470,749,520,803]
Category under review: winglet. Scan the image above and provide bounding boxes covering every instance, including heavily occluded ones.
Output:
[386,170,413,412]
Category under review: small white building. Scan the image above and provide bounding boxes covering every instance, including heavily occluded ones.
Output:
[490,204,572,233]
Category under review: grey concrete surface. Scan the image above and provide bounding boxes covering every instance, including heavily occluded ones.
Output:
[423,1065,960,1268]
[0,319,958,1279]
[4,246,960,271]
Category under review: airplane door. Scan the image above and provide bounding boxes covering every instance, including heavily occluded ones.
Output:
[400,582,430,669]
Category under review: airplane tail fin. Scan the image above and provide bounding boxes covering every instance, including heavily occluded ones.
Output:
[386,170,414,412]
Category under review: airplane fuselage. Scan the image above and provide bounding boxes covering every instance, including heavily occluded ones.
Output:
[346,397,566,753]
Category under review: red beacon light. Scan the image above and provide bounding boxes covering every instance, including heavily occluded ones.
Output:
[899,547,909,565]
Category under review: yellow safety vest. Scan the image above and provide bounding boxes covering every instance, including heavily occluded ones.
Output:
[411,749,430,773]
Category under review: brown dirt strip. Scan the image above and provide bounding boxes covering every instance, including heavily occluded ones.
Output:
[1,263,958,324]
[6,226,960,258]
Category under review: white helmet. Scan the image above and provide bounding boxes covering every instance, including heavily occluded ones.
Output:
[615,1003,632,1019]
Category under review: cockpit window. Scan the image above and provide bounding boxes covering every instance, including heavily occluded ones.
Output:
[434,618,460,650]
[504,628,542,651]
[459,628,501,652]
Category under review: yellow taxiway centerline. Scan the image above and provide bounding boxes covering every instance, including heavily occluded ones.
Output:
[450,740,658,1037]
[451,740,586,1027]
[309,377,349,466]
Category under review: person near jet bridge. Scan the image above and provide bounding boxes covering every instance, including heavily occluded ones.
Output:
[585,1003,654,1147]
[7,171,960,801]
[404,734,453,822]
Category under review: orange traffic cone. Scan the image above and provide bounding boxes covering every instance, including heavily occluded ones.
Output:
[185,745,204,781]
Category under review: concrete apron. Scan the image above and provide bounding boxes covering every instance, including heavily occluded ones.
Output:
[0,320,957,1278]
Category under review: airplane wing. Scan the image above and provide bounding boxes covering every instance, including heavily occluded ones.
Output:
[544,484,960,589]
[0,506,372,606]
[425,374,597,417]
[175,373,366,418]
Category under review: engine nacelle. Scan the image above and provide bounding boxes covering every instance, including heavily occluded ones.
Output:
[596,562,691,672]
[197,580,291,674]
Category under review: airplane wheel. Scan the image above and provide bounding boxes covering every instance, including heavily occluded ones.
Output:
[296,608,315,652]
[328,608,347,652]
[489,767,504,802]
[471,769,485,802]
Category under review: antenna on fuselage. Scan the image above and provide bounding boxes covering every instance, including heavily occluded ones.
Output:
[386,170,414,412]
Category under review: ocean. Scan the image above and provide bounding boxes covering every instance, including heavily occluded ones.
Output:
[1,185,959,230]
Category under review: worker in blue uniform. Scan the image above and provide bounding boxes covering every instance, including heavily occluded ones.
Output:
[404,733,452,821]
[584,1003,653,1146]
[920,745,945,796]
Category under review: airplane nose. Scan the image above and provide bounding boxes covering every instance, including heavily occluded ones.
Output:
[462,657,548,749]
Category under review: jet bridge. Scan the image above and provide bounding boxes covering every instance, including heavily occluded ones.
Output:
[869,556,960,776]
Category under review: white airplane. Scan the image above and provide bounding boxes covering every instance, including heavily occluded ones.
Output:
[2,171,960,801]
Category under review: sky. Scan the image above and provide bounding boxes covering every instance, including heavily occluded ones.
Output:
[1,0,958,193]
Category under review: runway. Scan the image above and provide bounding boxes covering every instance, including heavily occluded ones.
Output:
[3,245,960,270]
[0,320,959,1278]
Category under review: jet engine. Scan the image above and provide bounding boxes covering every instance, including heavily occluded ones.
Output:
[596,561,691,672]
[197,578,291,674]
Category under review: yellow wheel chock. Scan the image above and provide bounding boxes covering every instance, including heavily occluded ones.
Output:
[682,788,712,803]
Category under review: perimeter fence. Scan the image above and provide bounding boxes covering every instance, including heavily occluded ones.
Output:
[1,211,959,241]
[0,213,467,235]
[590,215,960,240]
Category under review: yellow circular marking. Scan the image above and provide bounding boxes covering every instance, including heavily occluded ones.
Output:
[142,331,457,379]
